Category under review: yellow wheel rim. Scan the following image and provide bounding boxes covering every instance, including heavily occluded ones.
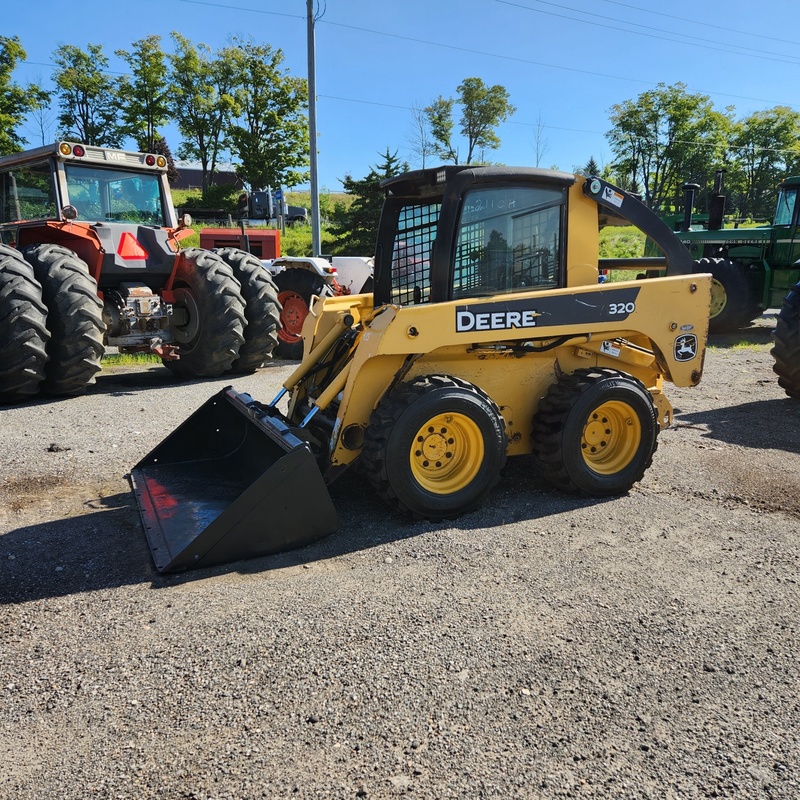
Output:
[581,400,641,475]
[708,277,727,318]
[409,412,484,494]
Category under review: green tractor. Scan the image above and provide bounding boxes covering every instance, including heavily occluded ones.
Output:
[643,172,800,398]
[655,172,800,334]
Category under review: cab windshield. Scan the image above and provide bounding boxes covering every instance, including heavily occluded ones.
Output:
[64,163,165,225]
[773,187,798,227]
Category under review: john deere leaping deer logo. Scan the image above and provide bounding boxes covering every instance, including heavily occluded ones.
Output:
[674,333,698,361]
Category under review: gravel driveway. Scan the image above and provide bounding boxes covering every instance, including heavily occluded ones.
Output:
[1,315,799,799]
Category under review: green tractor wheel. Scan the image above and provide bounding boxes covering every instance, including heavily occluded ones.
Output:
[772,283,800,399]
[695,257,759,333]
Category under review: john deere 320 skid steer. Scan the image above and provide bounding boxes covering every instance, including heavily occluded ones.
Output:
[131,166,712,572]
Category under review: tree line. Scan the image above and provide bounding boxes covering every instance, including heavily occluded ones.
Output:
[1,34,309,194]
[3,32,800,222]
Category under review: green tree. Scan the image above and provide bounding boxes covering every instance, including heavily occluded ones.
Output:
[425,96,457,162]
[606,82,731,211]
[224,37,309,191]
[582,156,601,176]
[726,107,800,219]
[329,149,409,255]
[115,35,170,153]
[52,43,123,146]
[424,77,515,165]
[0,36,50,154]
[168,32,238,195]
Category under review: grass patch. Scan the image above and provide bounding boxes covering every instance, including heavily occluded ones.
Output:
[102,353,161,367]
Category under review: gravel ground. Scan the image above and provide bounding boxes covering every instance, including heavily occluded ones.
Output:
[1,314,799,799]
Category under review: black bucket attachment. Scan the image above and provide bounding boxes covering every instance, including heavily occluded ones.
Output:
[130,387,339,572]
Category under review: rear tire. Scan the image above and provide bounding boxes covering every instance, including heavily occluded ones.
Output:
[532,368,658,495]
[273,268,327,360]
[0,244,50,402]
[695,257,759,332]
[212,247,281,373]
[163,248,246,378]
[22,243,105,396]
[362,375,508,520]
[772,282,800,399]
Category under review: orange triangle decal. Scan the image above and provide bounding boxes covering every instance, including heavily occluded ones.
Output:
[117,232,149,260]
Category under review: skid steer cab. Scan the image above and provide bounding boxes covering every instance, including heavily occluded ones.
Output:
[131,166,712,572]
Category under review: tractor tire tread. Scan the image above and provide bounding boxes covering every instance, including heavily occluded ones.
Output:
[532,367,658,495]
[21,243,105,396]
[212,247,280,373]
[0,244,50,401]
[362,374,507,520]
[772,282,800,399]
[163,247,246,378]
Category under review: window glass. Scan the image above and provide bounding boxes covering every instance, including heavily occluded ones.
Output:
[64,163,165,225]
[453,185,564,299]
[0,162,56,223]
[774,188,797,227]
[391,201,440,305]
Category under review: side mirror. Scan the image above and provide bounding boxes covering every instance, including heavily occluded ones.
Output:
[61,204,78,221]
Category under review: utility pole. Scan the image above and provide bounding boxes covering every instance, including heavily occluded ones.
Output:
[307,0,321,256]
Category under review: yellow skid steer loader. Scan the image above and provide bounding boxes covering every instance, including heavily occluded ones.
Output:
[131,167,712,572]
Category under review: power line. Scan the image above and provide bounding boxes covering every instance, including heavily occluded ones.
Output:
[597,0,800,48]
[495,0,800,67]
[170,0,797,108]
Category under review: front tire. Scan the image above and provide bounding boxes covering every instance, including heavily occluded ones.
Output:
[0,244,50,402]
[695,257,758,333]
[772,283,800,399]
[212,247,281,373]
[532,368,659,495]
[22,243,105,396]
[163,248,246,378]
[362,375,508,520]
[273,268,327,360]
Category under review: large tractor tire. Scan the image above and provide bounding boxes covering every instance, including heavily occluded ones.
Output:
[163,248,246,379]
[212,247,281,373]
[532,368,659,496]
[362,375,508,520]
[771,282,800,399]
[21,243,105,397]
[273,268,327,360]
[0,244,50,402]
[695,257,759,333]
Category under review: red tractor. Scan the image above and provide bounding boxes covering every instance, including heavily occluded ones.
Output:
[0,142,280,402]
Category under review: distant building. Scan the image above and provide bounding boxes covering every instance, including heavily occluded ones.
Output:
[172,161,244,191]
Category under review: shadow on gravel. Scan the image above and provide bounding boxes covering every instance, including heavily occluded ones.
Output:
[704,314,777,350]
[0,460,608,602]
[0,360,292,408]
[674,397,800,452]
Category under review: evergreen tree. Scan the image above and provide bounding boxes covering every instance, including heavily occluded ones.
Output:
[329,149,409,255]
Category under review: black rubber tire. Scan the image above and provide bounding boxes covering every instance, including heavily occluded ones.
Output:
[162,248,246,378]
[772,282,800,399]
[212,247,281,373]
[695,257,759,333]
[531,368,659,496]
[0,244,50,402]
[273,268,327,360]
[21,243,105,397]
[362,374,508,520]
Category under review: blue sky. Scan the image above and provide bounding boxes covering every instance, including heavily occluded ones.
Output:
[8,0,800,191]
